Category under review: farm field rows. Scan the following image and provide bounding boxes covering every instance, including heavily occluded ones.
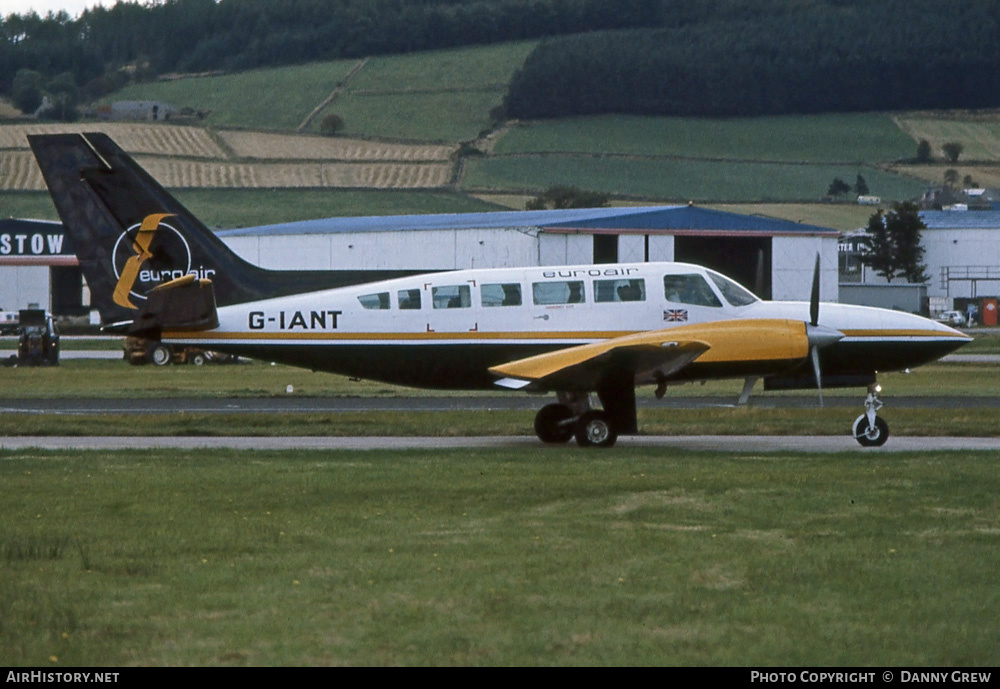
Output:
[893,114,1000,162]
[5,42,1000,220]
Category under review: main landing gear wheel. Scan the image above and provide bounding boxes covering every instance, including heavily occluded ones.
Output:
[575,410,618,448]
[853,415,889,447]
[534,403,574,444]
[148,342,173,366]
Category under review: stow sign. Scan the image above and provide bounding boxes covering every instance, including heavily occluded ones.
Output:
[0,221,75,263]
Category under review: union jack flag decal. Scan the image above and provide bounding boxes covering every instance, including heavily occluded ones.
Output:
[663,309,688,322]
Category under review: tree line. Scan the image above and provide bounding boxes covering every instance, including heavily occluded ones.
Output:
[0,0,662,100]
[503,0,1000,118]
[3,0,999,121]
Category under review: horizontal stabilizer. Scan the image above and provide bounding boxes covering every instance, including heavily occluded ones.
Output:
[130,275,218,336]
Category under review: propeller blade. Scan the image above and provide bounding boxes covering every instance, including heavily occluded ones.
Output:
[810,345,824,407]
[810,253,821,326]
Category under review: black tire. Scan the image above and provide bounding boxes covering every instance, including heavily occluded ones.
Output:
[574,410,618,448]
[534,403,574,444]
[148,342,173,366]
[854,415,889,447]
[189,352,206,366]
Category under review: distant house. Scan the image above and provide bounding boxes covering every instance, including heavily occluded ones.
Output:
[918,186,1000,211]
[102,101,178,121]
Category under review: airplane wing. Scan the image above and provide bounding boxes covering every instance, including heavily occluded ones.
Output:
[490,319,810,392]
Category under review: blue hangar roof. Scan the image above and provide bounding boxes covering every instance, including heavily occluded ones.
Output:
[920,210,1000,230]
[216,205,837,238]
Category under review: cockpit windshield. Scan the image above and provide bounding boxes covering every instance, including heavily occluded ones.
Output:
[707,271,759,307]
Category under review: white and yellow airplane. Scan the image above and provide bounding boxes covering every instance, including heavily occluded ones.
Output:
[29,133,970,447]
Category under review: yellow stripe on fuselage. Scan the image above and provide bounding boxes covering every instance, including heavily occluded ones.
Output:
[163,325,966,347]
[162,329,634,342]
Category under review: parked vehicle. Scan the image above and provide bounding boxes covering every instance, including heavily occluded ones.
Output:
[936,310,965,326]
[0,309,19,335]
[16,309,59,366]
[123,336,237,366]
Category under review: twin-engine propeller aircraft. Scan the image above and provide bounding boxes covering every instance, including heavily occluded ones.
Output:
[30,133,970,447]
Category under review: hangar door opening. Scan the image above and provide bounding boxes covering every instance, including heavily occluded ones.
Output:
[50,266,87,316]
[674,236,772,300]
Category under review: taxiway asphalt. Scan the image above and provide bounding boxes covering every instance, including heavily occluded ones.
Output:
[2,434,999,452]
[4,393,1000,415]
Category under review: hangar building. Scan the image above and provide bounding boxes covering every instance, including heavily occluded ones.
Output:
[919,210,1000,301]
[838,210,1000,317]
[2,205,839,317]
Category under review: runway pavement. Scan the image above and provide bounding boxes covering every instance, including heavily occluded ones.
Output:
[2,434,999,452]
[2,346,996,453]
[3,393,1000,415]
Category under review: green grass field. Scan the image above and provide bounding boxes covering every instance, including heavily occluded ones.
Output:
[461,156,927,202]
[1,189,505,227]
[1,359,997,439]
[2,191,58,220]
[321,89,505,142]
[345,43,536,93]
[0,359,993,401]
[311,43,535,141]
[2,447,997,666]
[894,116,1000,163]
[495,113,917,163]
[114,61,359,131]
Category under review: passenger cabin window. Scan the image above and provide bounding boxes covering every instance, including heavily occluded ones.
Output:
[398,288,421,310]
[432,285,471,309]
[708,272,759,307]
[533,280,585,305]
[663,274,722,307]
[482,283,522,307]
[594,278,645,303]
[358,292,390,310]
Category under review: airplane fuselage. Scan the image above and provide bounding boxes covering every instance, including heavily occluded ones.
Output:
[161,261,968,391]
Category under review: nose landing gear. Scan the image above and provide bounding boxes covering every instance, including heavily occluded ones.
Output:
[852,383,889,447]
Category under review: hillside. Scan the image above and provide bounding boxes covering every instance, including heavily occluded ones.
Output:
[4,43,1000,230]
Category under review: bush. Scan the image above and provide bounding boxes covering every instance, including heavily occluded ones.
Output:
[320,113,345,136]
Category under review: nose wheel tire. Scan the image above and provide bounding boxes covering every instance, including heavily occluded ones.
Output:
[575,410,618,448]
[853,415,889,447]
[534,403,574,444]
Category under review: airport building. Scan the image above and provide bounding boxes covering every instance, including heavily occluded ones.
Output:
[1,206,840,318]
[837,210,1000,322]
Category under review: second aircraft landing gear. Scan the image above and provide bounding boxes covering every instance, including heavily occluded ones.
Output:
[852,383,889,447]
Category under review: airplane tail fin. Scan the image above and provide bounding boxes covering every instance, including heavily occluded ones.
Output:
[28,133,326,331]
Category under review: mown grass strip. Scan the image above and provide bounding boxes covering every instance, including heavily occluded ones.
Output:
[1,447,997,666]
[2,406,998,439]
[4,359,993,400]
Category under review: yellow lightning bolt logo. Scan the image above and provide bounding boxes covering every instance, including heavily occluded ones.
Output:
[113,213,174,309]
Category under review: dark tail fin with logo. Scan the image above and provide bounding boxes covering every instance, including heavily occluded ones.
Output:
[29,133,411,331]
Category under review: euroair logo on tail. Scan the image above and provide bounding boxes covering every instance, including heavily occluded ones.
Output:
[111,213,215,308]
